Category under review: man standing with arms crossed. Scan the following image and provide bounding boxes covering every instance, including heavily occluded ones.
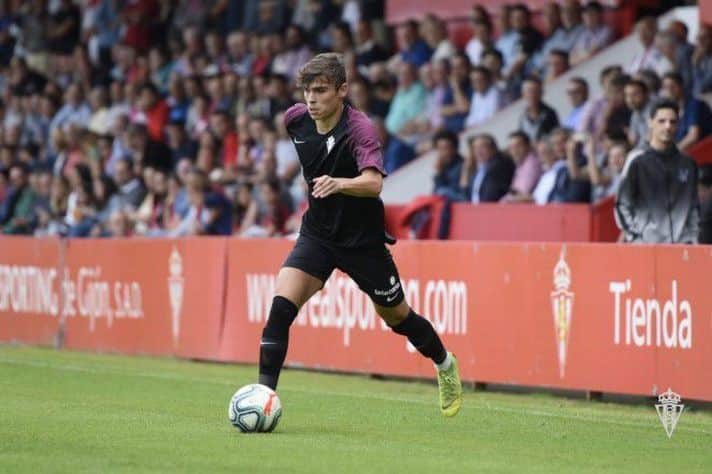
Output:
[256,53,463,417]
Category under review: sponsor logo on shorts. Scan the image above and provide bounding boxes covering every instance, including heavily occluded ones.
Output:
[374,279,401,297]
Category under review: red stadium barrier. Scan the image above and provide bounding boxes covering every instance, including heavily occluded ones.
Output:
[0,237,226,357]
[0,237,62,345]
[2,237,711,401]
[384,200,618,242]
[687,136,712,165]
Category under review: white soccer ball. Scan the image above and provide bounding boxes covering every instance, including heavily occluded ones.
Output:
[228,384,282,433]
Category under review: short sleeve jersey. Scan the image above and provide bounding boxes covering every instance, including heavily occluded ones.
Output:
[284,102,388,248]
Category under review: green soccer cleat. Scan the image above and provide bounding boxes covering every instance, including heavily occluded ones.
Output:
[437,353,463,417]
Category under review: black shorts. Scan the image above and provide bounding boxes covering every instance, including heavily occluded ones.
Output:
[283,233,405,307]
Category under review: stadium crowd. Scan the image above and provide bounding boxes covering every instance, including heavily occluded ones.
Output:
[0,0,710,240]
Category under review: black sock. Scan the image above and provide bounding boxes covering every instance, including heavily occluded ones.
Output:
[391,310,447,365]
[258,296,299,390]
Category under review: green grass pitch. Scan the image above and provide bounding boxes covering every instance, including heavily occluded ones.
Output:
[1,345,711,473]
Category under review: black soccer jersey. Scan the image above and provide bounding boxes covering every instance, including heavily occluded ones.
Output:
[284,102,388,248]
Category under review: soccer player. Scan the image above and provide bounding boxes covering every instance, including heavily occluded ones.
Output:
[257,53,463,417]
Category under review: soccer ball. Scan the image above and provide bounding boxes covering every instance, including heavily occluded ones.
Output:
[228,384,282,433]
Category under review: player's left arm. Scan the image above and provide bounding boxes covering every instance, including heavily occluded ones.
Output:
[312,168,383,198]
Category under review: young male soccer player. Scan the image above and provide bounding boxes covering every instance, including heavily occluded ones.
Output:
[257,53,463,416]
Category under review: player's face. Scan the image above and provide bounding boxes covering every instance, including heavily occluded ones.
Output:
[303,76,348,122]
[649,108,678,146]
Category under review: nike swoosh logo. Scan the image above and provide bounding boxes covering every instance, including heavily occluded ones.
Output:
[386,294,398,302]
[293,139,306,144]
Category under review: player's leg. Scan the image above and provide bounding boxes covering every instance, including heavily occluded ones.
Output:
[373,299,462,416]
[259,237,334,390]
[373,300,447,366]
[338,244,462,416]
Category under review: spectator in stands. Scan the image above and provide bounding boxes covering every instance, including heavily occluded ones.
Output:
[166,118,198,166]
[518,76,559,142]
[547,128,589,202]
[661,72,712,150]
[501,130,542,202]
[654,31,692,92]
[634,68,662,100]
[0,163,36,234]
[560,0,585,50]
[226,30,254,77]
[106,157,146,214]
[398,62,446,155]
[272,112,300,187]
[421,14,456,63]
[136,82,169,142]
[469,4,492,28]
[209,108,240,171]
[627,17,661,74]
[100,209,133,238]
[440,52,472,134]
[625,79,652,148]
[563,77,589,131]
[132,167,170,236]
[461,134,514,203]
[495,4,518,74]
[588,138,628,202]
[254,178,291,237]
[616,99,699,244]
[330,22,354,55]
[464,66,502,129]
[530,136,569,205]
[544,49,569,84]
[667,20,695,81]
[692,26,712,97]
[391,19,432,69]
[354,19,389,74]
[481,48,516,104]
[49,83,90,136]
[126,122,173,174]
[64,167,99,237]
[505,4,543,85]
[35,174,70,237]
[418,59,450,143]
[272,25,313,81]
[570,1,613,67]
[580,69,629,152]
[383,62,427,173]
[169,167,232,236]
[432,130,465,201]
[465,18,494,67]
[698,164,712,244]
[534,2,573,76]
[7,57,47,97]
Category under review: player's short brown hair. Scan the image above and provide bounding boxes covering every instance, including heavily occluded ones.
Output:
[297,53,346,89]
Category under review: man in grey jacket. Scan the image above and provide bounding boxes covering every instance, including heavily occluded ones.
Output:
[615,99,699,243]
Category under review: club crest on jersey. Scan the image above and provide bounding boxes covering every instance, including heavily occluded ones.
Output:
[326,135,336,154]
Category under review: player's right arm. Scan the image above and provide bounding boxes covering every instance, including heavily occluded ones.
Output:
[312,169,382,198]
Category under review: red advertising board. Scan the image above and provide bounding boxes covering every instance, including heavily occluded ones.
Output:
[0,237,226,358]
[1,237,711,401]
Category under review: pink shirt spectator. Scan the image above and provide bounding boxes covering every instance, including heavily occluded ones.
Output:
[509,152,542,196]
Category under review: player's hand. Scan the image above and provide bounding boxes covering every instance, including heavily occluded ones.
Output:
[312,175,342,198]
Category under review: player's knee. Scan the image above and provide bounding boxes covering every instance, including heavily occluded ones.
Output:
[375,301,410,327]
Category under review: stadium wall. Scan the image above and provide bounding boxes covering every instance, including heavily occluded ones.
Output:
[1,237,711,401]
